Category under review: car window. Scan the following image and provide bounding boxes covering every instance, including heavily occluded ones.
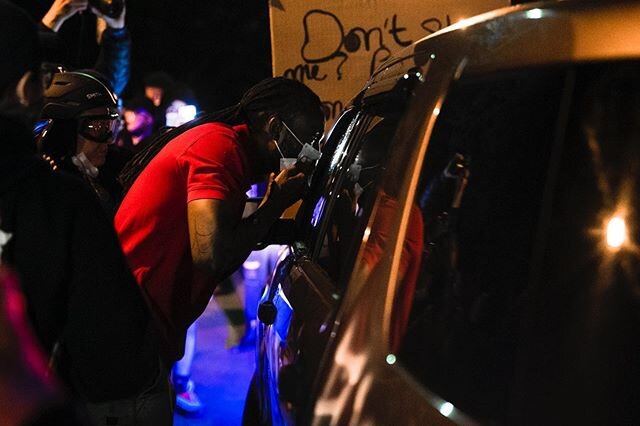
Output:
[396,61,640,424]
[395,67,570,423]
[309,72,423,286]
[314,114,401,284]
[296,71,421,287]
[296,108,364,249]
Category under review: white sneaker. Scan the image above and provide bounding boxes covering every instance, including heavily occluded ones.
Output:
[175,380,203,414]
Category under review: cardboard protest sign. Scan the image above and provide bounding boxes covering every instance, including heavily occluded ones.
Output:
[270,0,509,125]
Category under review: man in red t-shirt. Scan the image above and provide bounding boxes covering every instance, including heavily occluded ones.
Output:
[115,78,324,365]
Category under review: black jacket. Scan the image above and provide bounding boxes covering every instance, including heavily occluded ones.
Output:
[0,116,157,402]
[55,156,124,219]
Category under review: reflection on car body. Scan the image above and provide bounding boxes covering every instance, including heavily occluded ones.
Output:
[247,1,640,425]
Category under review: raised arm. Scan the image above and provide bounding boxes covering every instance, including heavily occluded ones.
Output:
[93,3,130,96]
[41,0,88,32]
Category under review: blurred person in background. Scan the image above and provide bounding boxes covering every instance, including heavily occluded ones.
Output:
[164,82,199,128]
[117,96,157,153]
[106,95,158,177]
[142,70,175,131]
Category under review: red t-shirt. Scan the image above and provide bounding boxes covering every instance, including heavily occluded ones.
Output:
[115,123,251,362]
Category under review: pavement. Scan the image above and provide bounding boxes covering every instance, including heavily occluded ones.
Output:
[174,282,256,426]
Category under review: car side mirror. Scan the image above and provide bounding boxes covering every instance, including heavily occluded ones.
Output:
[254,219,296,250]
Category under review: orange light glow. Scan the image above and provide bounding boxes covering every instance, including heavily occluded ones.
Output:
[606,216,627,249]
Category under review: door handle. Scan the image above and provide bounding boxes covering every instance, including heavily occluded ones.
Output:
[257,254,294,325]
[258,299,277,325]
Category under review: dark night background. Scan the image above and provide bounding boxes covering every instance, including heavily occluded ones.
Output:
[12,1,535,112]
[14,0,273,112]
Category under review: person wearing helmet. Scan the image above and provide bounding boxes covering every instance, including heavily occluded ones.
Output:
[37,69,124,216]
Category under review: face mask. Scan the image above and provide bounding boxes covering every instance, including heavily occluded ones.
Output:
[277,120,323,171]
[297,142,321,164]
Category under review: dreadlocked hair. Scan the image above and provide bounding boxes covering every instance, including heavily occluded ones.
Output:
[118,77,323,193]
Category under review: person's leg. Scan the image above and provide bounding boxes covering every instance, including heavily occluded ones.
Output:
[172,322,202,413]
[215,273,247,349]
[173,321,196,384]
[228,248,272,352]
[232,245,287,352]
[239,251,265,348]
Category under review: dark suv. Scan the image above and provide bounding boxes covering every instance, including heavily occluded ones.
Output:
[246,1,640,424]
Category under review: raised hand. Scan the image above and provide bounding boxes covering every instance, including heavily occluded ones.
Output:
[41,0,89,32]
[265,165,309,211]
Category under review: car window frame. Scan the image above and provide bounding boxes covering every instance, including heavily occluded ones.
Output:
[294,108,364,252]
[309,113,374,260]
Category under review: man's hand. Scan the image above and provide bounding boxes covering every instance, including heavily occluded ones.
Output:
[263,165,309,211]
[42,0,89,32]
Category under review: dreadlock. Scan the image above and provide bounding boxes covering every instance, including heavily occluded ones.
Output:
[118,77,323,192]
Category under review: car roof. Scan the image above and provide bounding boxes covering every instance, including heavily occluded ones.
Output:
[360,0,640,102]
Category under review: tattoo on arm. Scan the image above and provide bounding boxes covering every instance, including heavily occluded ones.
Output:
[190,216,215,257]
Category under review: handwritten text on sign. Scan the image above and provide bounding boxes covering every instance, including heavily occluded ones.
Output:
[270,1,508,123]
[281,10,450,120]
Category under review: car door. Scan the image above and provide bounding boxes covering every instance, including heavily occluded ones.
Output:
[388,60,640,426]
[309,61,640,425]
